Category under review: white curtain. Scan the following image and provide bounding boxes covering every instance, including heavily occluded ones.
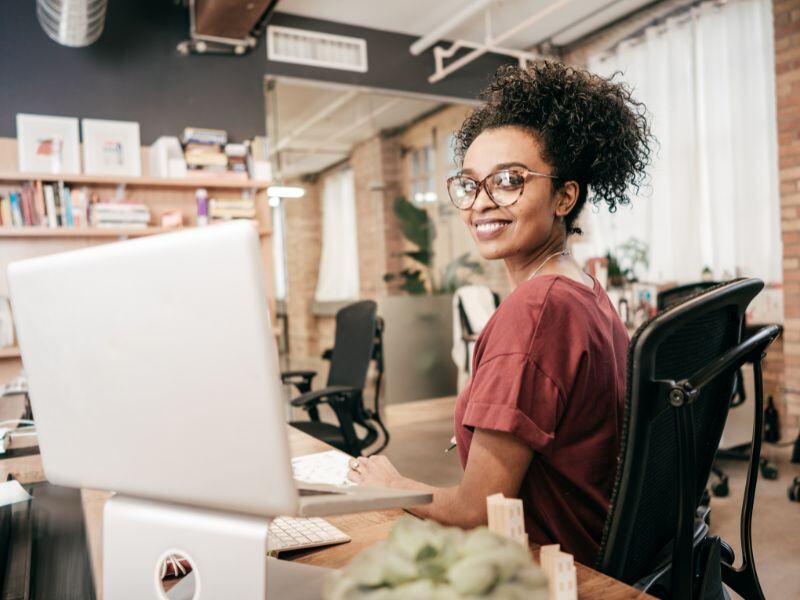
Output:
[574,0,781,283]
[315,168,360,301]
[272,204,287,300]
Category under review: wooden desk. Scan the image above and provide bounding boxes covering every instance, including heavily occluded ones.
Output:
[0,399,651,599]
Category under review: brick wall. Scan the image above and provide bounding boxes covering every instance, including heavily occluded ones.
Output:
[775,0,800,436]
[350,135,405,299]
[283,135,405,367]
[283,181,326,362]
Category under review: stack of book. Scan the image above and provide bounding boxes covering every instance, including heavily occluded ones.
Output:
[91,203,151,229]
[182,127,228,177]
[208,198,256,221]
[224,143,249,179]
[0,182,91,228]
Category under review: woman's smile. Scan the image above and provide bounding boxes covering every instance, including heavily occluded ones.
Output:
[473,217,513,241]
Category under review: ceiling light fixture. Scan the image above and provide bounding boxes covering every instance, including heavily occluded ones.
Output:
[267,185,305,199]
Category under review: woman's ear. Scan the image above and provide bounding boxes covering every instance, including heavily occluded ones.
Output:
[554,180,580,218]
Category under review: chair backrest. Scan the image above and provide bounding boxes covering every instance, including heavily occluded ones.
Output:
[657,281,720,311]
[454,285,499,338]
[326,300,377,390]
[597,278,763,585]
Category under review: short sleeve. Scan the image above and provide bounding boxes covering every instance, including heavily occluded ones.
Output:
[462,352,564,455]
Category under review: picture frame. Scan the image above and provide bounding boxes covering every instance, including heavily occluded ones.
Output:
[82,119,142,177]
[16,113,81,174]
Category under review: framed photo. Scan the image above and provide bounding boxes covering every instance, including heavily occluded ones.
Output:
[82,119,142,177]
[16,114,81,174]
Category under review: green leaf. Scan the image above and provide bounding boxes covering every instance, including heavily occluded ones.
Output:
[403,250,432,267]
[393,196,436,251]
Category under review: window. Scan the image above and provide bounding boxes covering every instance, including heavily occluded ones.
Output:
[575,0,781,283]
[271,203,287,301]
[315,168,360,301]
[410,145,437,204]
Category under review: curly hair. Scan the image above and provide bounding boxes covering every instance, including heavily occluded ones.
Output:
[455,61,654,235]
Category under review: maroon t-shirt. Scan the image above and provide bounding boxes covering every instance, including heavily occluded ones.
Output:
[454,274,629,566]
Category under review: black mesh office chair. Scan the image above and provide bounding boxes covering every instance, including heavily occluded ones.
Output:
[658,281,752,497]
[282,301,389,457]
[597,278,781,599]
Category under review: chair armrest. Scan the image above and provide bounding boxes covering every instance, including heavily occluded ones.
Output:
[282,370,318,395]
[290,386,360,408]
[281,370,317,382]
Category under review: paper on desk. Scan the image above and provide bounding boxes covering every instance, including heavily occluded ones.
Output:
[0,480,31,507]
[292,450,356,487]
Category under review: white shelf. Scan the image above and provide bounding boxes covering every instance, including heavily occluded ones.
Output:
[0,226,271,239]
[0,172,271,190]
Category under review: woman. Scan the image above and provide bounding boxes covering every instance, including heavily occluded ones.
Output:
[348,61,653,566]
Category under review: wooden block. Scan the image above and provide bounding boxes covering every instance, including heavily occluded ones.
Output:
[486,493,527,546]
[539,544,577,600]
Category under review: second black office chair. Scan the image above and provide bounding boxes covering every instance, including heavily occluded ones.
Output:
[597,278,781,599]
[282,300,389,457]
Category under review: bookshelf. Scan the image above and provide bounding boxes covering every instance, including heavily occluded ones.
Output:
[0,172,271,190]
[0,137,280,382]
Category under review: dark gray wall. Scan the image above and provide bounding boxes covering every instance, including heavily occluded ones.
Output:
[0,1,512,144]
[0,0,266,143]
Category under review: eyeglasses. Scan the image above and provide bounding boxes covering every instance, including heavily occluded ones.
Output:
[446,167,559,210]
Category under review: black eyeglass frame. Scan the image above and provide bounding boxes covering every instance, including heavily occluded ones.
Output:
[446,167,560,210]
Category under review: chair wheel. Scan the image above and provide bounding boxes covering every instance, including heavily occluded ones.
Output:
[760,459,779,480]
[712,477,729,497]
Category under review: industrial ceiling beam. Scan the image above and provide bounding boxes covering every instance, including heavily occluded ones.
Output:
[409,0,495,56]
[422,0,574,83]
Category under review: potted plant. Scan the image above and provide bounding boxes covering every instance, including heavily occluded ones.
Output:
[381,197,482,404]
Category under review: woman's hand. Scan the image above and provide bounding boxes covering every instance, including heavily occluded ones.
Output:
[347,455,405,488]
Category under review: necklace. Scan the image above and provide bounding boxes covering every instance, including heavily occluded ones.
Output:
[526,249,571,281]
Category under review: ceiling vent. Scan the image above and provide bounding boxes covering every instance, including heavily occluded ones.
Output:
[267,25,368,73]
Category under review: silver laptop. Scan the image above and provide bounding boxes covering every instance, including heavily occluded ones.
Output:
[8,222,430,517]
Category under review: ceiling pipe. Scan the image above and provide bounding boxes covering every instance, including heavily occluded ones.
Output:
[409,0,494,56]
[428,0,574,83]
[37,0,107,47]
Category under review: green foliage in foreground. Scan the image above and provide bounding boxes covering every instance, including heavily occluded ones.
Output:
[323,516,548,599]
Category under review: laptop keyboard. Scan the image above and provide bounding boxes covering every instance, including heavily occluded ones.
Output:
[268,516,350,554]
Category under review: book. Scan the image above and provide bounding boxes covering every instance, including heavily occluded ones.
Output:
[22,183,41,226]
[43,185,58,228]
[34,181,46,226]
[71,189,85,227]
[91,202,151,227]
[185,151,228,168]
[209,198,256,219]
[224,143,248,158]
[57,182,67,227]
[0,197,11,227]
[19,187,32,226]
[64,188,74,227]
[9,193,23,227]
[182,127,227,146]
[184,142,222,154]
[93,222,149,229]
